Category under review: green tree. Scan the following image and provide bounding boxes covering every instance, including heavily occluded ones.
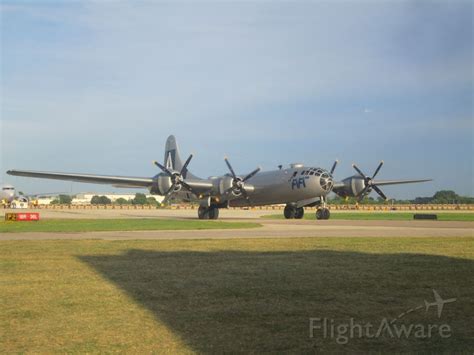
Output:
[91,195,112,204]
[58,194,72,204]
[132,193,148,205]
[115,197,130,205]
[98,195,112,205]
[431,190,458,204]
[146,196,158,206]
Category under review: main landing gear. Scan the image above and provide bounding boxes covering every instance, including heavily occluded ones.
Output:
[198,206,219,220]
[284,205,305,219]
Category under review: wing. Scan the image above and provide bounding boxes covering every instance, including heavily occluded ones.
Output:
[7,170,153,188]
[371,179,432,186]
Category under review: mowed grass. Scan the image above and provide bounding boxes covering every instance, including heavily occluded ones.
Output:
[262,211,474,221]
[0,218,261,233]
[1,237,473,353]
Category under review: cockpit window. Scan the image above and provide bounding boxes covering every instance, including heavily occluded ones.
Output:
[309,171,314,175]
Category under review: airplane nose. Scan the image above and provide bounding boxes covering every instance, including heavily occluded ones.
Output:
[319,170,333,192]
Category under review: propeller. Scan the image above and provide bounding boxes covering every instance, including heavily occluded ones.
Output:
[224,157,260,200]
[153,154,194,204]
[352,161,387,202]
[330,159,339,175]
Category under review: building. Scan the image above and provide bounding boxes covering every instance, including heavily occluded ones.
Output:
[72,193,164,204]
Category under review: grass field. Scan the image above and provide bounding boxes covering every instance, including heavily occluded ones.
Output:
[261,212,474,221]
[0,219,261,233]
[1,237,473,353]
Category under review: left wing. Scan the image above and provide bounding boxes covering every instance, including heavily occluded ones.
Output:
[7,170,154,188]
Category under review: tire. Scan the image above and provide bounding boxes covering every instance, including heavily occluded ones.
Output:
[208,207,219,220]
[322,208,330,220]
[284,205,296,219]
[316,208,330,220]
[198,206,210,219]
[316,208,323,220]
[294,207,304,219]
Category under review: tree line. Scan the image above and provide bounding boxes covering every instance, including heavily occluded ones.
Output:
[49,190,473,205]
[329,190,474,204]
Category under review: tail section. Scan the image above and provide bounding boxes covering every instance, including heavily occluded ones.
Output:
[164,135,198,179]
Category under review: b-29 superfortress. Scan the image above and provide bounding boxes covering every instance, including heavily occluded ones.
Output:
[7,136,431,220]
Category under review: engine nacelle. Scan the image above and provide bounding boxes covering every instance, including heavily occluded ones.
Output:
[149,174,177,195]
[218,176,234,195]
[217,176,255,198]
[335,175,368,198]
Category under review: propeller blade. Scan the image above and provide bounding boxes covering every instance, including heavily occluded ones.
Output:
[372,161,384,179]
[154,161,173,176]
[243,167,261,182]
[357,185,370,200]
[161,184,176,204]
[330,160,339,175]
[180,154,193,176]
[180,180,193,192]
[372,185,387,200]
[352,164,368,179]
[224,157,237,179]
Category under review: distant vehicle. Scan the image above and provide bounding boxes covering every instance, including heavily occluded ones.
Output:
[7,135,431,220]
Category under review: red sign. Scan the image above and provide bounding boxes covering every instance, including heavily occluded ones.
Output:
[5,213,40,221]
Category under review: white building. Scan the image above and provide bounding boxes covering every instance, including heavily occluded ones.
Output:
[72,193,164,204]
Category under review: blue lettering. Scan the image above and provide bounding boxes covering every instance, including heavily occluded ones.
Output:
[291,179,298,190]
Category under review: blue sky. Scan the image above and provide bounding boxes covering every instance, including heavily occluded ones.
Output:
[1,1,473,198]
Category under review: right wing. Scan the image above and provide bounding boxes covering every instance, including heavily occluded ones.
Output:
[7,170,154,188]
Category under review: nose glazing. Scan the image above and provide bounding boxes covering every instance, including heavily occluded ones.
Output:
[319,170,333,192]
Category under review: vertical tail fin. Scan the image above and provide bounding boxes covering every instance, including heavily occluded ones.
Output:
[164,135,183,172]
[164,135,198,179]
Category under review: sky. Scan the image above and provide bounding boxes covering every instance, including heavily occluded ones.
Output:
[1,1,473,199]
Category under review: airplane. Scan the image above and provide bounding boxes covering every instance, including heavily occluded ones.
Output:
[0,183,31,208]
[424,289,456,318]
[6,135,431,220]
[1,184,17,203]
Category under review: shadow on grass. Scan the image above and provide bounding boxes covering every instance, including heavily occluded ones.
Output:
[79,250,474,352]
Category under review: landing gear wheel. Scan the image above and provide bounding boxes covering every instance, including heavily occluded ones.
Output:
[322,208,330,220]
[284,205,296,219]
[294,207,304,219]
[208,207,219,220]
[198,206,210,220]
[316,208,330,220]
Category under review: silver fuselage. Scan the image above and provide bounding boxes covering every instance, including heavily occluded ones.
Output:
[166,166,332,207]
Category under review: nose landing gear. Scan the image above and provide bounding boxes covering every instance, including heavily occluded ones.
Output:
[316,196,330,220]
[316,208,330,220]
